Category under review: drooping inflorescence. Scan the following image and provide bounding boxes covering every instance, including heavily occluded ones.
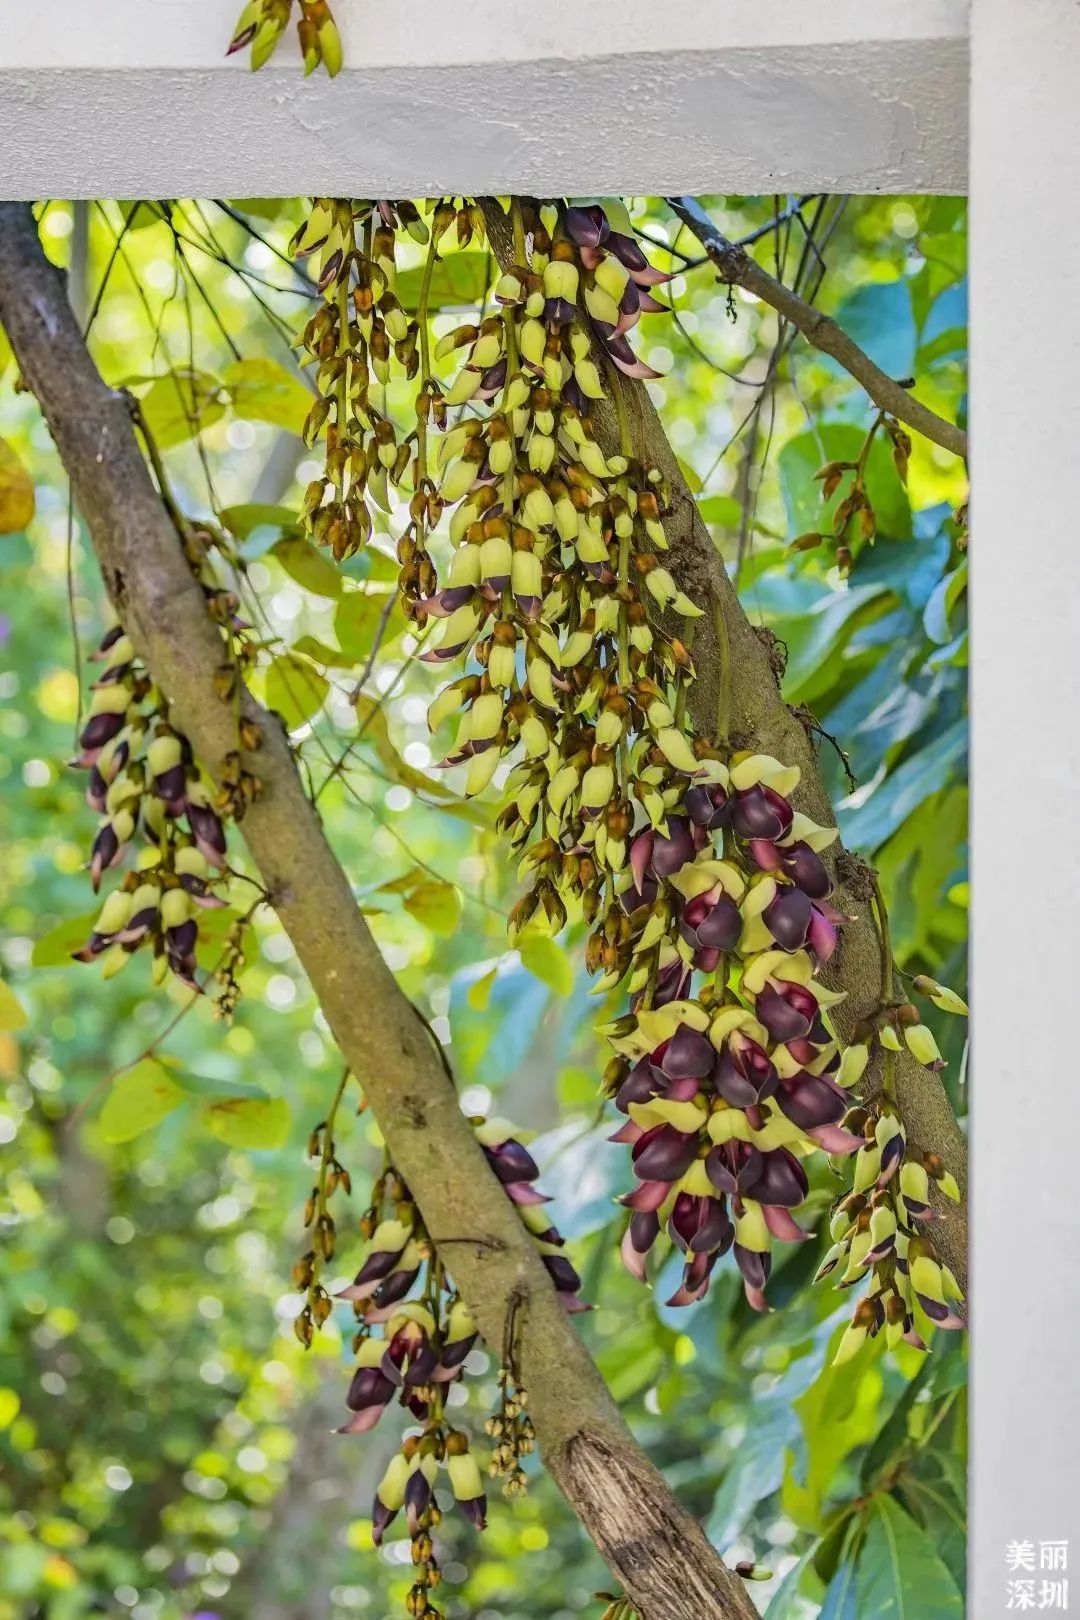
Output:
[294,1108,581,1618]
[69,522,254,994]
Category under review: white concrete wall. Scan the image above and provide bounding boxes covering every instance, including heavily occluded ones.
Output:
[0,0,968,198]
[970,0,1080,1612]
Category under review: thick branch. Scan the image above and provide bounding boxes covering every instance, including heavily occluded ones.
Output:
[480,198,967,1293]
[0,202,755,1620]
[664,195,969,462]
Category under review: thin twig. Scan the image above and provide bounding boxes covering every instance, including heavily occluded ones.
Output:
[664,195,968,460]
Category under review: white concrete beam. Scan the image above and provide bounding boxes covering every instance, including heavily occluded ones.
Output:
[0,0,968,199]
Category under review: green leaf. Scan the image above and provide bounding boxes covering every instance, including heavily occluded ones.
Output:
[31,914,98,967]
[819,1558,859,1620]
[223,357,311,435]
[519,934,574,997]
[839,719,967,852]
[855,1498,963,1619]
[396,251,491,313]
[335,589,395,658]
[135,368,224,450]
[265,655,329,730]
[201,1096,290,1150]
[0,979,28,1031]
[99,1060,186,1143]
[271,535,343,598]
[779,422,912,544]
[220,503,300,542]
[171,1071,270,1101]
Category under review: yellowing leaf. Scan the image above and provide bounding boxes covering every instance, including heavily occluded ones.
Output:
[202,1095,290,1150]
[519,934,574,997]
[224,357,312,435]
[0,979,28,1031]
[99,1059,186,1143]
[0,438,35,534]
[402,877,462,936]
[265,655,329,730]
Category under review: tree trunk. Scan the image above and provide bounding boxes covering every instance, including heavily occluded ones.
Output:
[0,200,757,1620]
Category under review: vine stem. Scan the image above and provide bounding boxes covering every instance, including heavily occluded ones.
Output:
[709,589,732,747]
[871,876,898,1101]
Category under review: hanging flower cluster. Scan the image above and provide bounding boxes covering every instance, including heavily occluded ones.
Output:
[69,526,250,990]
[821,983,966,1363]
[398,198,862,1311]
[296,1113,582,1619]
[227,0,342,76]
[291,198,435,562]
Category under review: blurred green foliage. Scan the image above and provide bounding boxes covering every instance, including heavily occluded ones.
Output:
[0,192,967,1620]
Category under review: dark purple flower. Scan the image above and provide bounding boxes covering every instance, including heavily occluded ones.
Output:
[732,784,794,842]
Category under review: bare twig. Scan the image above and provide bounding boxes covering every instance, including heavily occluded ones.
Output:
[664,195,968,460]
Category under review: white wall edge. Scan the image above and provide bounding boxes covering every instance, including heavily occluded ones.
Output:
[0,1,969,198]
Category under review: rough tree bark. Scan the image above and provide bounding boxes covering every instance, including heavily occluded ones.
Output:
[481,200,969,1293]
[0,203,757,1620]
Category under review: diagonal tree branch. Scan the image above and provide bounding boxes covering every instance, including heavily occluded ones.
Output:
[0,201,757,1620]
[479,198,968,1295]
[664,195,969,462]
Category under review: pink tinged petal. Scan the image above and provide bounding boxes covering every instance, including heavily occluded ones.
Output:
[743,1283,771,1313]
[630,829,654,893]
[604,335,663,379]
[806,1124,864,1155]
[619,1178,669,1212]
[762,1205,812,1243]
[503,1181,552,1204]
[808,907,839,962]
[608,1119,643,1145]
[334,1280,380,1301]
[336,1406,385,1435]
[559,1292,593,1313]
[665,1279,710,1307]
[636,290,669,314]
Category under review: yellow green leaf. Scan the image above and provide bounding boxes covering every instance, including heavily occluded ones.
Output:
[0,979,28,1030]
[133,368,224,450]
[519,934,574,997]
[224,357,312,435]
[202,1095,290,1150]
[265,655,329,730]
[99,1059,186,1143]
[466,964,499,1011]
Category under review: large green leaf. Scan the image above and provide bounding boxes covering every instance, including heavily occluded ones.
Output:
[839,719,967,852]
[855,1498,963,1619]
[396,252,491,313]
